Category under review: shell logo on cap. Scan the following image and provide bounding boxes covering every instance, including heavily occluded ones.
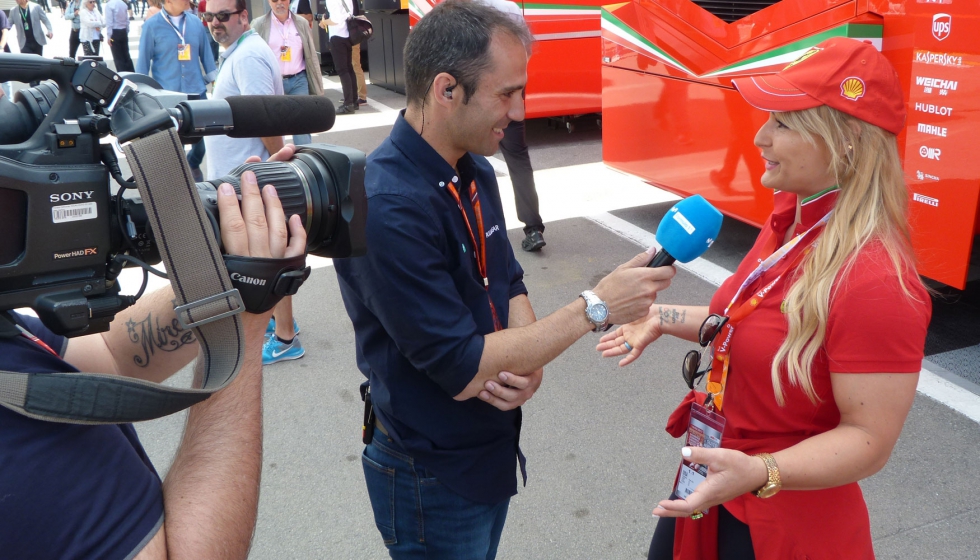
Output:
[840,77,866,101]
[784,46,822,70]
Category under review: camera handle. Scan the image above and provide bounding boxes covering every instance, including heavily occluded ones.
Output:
[0,126,250,424]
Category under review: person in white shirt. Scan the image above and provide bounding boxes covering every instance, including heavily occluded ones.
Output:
[104,0,134,70]
[203,0,284,179]
[79,0,104,55]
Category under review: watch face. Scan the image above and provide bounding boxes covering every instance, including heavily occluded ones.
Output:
[757,484,779,499]
[588,303,608,323]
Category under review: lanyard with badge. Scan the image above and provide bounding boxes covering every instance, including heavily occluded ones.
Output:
[277,15,293,62]
[164,13,192,61]
[444,179,503,332]
[674,209,832,505]
[20,7,30,32]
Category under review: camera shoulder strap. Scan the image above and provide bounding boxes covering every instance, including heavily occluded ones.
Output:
[0,127,247,424]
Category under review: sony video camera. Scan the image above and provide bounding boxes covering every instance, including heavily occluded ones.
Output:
[0,55,366,337]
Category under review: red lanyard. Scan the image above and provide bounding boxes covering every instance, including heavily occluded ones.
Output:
[704,222,826,411]
[16,324,61,358]
[445,179,503,332]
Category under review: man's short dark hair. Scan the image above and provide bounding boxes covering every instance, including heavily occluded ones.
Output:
[403,0,533,107]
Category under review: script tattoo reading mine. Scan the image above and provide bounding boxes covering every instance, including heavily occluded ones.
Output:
[126,307,197,367]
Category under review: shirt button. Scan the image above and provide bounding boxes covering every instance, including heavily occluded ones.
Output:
[438,181,445,187]
[452,176,458,183]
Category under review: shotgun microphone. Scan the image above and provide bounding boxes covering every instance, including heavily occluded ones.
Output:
[648,195,724,267]
[171,95,337,139]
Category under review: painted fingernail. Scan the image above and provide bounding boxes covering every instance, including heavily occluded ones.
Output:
[681,447,692,458]
[219,183,234,196]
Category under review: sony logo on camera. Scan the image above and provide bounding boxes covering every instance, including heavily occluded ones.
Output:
[230,272,267,286]
[49,191,97,203]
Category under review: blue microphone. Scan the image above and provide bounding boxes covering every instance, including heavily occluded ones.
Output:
[648,195,723,267]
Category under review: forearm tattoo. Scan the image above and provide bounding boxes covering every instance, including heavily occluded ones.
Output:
[125,308,197,367]
[658,306,686,327]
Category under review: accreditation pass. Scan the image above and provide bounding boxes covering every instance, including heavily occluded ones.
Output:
[674,402,725,501]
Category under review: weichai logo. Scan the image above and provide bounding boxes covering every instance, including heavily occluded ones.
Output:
[932,13,951,41]
[915,75,958,95]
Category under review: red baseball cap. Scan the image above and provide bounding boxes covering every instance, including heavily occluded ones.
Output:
[732,37,906,135]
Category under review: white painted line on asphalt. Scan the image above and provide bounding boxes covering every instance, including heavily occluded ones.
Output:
[586,210,980,424]
[916,368,980,424]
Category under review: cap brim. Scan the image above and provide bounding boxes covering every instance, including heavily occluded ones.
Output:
[732,74,823,113]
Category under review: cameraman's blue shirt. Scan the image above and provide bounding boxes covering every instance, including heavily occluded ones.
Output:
[136,10,217,94]
[0,313,165,559]
[334,112,528,505]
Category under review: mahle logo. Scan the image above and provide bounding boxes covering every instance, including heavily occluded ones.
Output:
[932,13,951,41]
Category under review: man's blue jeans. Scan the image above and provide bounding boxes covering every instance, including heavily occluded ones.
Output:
[282,72,312,146]
[362,431,511,559]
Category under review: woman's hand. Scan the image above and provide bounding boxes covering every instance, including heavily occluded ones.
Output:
[596,307,663,366]
[652,447,768,518]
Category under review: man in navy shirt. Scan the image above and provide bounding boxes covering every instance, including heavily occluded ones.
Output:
[0,161,307,559]
[333,2,675,557]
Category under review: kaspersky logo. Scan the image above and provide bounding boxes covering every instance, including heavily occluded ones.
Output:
[932,13,951,41]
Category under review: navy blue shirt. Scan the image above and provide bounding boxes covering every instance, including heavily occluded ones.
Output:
[0,313,165,559]
[334,113,528,505]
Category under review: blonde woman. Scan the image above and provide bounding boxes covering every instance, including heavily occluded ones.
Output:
[598,37,931,560]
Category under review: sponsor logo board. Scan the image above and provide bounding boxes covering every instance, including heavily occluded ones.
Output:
[932,13,951,41]
[913,193,940,207]
[914,51,963,67]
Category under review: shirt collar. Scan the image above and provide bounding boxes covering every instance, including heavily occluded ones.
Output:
[220,29,255,61]
[272,11,294,29]
[389,110,479,192]
[770,186,839,235]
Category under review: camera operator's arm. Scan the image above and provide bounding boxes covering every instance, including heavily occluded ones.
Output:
[134,170,306,560]
[64,147,300,381]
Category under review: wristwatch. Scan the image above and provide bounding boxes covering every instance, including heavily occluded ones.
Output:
[579,290,611,332]
[753,452,782,498]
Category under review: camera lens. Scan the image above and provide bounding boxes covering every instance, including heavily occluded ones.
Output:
[196,145,366,259]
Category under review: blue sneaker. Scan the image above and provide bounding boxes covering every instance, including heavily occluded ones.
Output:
[262,335,305,365]
[265,318,301,338]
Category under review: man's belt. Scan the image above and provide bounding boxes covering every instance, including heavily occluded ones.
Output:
[282,71,304,80]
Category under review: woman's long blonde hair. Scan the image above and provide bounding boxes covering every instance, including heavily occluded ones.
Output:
[770,105,922,405]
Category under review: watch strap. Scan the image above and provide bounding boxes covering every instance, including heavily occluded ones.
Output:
[753,452,782,498]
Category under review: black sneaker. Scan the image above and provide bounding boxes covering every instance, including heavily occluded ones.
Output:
[336,104,355,115]
[521,230,546,252]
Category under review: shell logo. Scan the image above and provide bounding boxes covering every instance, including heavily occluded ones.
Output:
[840,77,866,101]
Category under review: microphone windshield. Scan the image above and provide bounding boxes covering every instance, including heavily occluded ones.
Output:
[225,95,336,138]
[656,195,723,263]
